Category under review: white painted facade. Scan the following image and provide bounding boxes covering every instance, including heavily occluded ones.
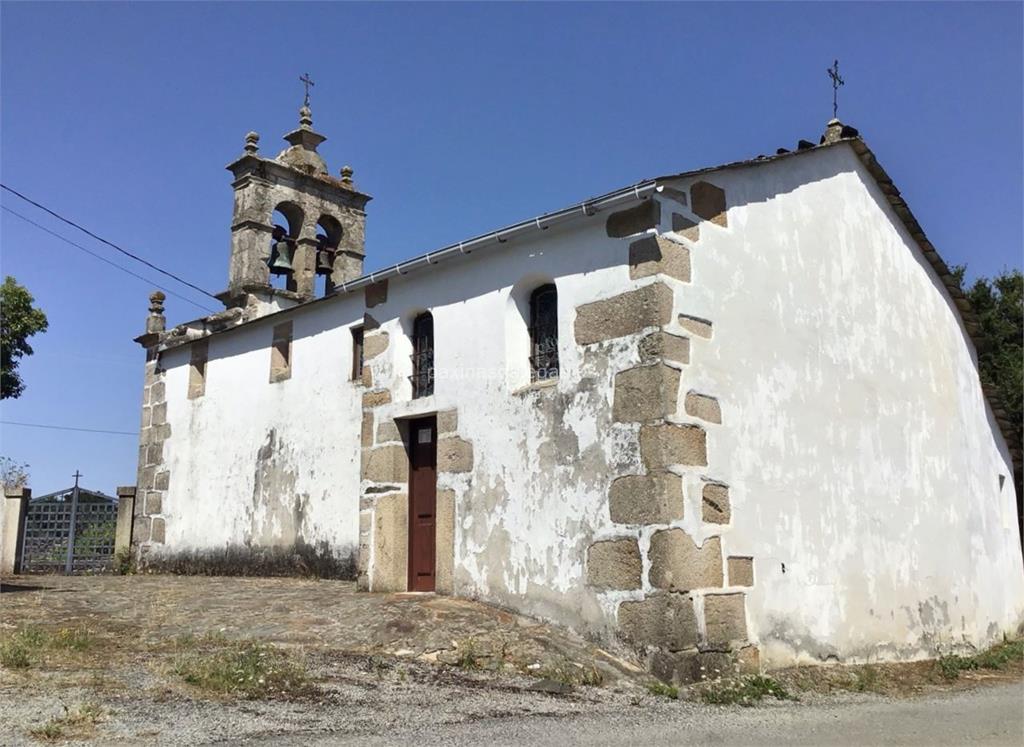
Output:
[143,136,1022,667]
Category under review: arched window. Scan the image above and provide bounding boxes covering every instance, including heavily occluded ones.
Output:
[529,284,559,381]
[411,312,434,398]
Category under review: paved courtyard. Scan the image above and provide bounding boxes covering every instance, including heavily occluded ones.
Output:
[1,575,1021,745]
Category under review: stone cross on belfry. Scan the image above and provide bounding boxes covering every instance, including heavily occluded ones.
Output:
[300,73,315,107]
[827,59,844,119]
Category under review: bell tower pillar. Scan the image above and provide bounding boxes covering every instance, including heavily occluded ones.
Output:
[218,101,372,310]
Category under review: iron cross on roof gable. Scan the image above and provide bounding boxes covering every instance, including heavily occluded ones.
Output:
[827,59,844,119]
[300,73,315,107]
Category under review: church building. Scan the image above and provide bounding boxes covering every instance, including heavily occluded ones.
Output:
[131,99,1023,681]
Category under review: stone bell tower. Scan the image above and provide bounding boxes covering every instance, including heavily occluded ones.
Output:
[219,98,371,308]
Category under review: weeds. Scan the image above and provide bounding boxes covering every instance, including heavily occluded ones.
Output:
[173,639,314,698]
[28,703,104,742]
[647,681,679,699]
[535,660,603,687]
[455,640,483,670]
[0,626,94,669]
[937,639,1024,681]
[854,665,879,692]
[52,627,93,651]
[700,675,793,706]
[113,547,135,575]
[0,638,31,669]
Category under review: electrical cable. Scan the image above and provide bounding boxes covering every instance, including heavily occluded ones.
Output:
[1,420,138,436]
[2,206,216,313]
[1,183,220,302]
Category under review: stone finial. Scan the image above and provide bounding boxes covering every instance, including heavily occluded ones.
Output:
[277,106,328,174]
[244,131,260,155]
[821,118,859,145]
[146,291,166,334]
[340,165,354,184]
[823,118,844,144]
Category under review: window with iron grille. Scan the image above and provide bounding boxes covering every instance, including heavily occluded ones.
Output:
[351,326,364,381]
[410,312,434,398]
[529,284,559,381]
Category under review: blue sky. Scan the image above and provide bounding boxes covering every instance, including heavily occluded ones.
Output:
[1,2,1021,496]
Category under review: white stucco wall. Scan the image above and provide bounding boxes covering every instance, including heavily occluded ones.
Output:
[655,143,1024,664]
[156,292,365,565]
[360,217,646,628]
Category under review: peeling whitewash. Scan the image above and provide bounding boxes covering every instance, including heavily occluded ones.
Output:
[148,140,1021,667]
[157,294,365,563]
[654,144,1023,665]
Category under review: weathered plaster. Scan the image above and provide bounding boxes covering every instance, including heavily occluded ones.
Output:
[655,144,1024,665]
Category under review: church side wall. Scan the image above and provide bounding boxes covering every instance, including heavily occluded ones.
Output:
[656,144,1024,666]
[139,292,365,575]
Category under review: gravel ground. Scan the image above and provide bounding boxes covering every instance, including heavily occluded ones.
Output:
[3,664,1021,746]
[2,575,1022,745]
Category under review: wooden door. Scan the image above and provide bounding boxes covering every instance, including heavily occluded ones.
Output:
[407,416,437,591]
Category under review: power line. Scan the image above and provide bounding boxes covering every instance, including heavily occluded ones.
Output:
[2,206,216,313]
[1,420,138,436]
[1,183,221,302]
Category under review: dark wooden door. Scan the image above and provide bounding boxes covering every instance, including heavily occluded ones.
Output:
[407,416,437,591]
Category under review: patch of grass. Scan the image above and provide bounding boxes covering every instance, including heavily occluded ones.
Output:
[647,681,679,699]
[29,703,104,742]
[173,639,314,698]
[455,640,483,670]
[535,660,603,687]
[28,720,64,741]
[973,639,1024,669]
[0,637,31,669]
[52,627,94,651]
[937,639,1024,681]
[700,675,794,707]
[113,547,135,575]
[854,664,880,692]
[0,626,94,669]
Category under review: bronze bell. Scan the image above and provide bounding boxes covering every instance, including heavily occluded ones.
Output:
[267,226,295,276]
[315,234,335,276]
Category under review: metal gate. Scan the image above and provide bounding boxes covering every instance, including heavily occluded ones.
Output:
[19,486,118,574]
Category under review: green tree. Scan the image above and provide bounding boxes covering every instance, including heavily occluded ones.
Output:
[953,266,1023,438]
[0,276,49,399]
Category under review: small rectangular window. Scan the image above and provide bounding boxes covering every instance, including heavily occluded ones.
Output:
[188,339,209,399]
[351,326,364,381]
[270,321,293,383]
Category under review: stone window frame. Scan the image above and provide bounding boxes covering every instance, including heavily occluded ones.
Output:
[188,339,208,399]
[529,283,560,383]
[270,321,293,383]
